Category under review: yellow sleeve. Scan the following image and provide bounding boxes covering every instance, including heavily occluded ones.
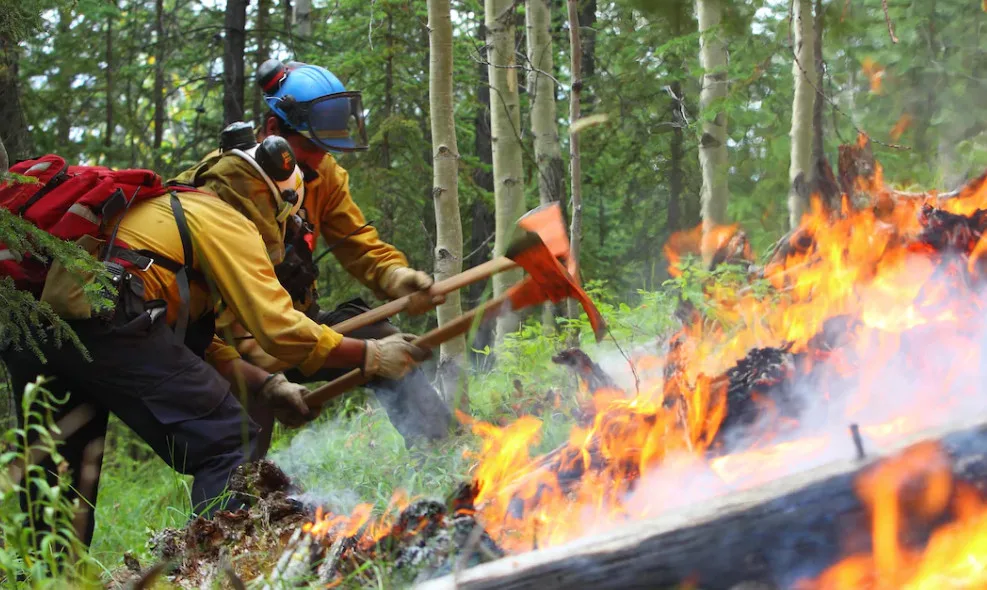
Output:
[205,334,241,366]
[314,157,408,299]
[187,201,343,376]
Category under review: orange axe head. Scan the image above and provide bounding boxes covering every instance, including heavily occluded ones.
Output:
[505,231,607,342]
[517,202,570,262]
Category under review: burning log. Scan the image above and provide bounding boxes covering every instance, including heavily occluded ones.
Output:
[417,414,987,590]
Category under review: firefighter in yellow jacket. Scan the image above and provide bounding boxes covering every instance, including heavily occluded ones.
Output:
[174,59,453,450]
[3,137,429,546]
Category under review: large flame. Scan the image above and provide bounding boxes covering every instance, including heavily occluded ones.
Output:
[302,139,987,579]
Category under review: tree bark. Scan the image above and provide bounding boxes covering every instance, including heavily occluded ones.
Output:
[526,0,564,332]
[697,0,729,262]
[0,29,32,161]
[565,0,584,327]
[294,0,312,37]
[485,0,526,343]
[223,0,248,126]
[417,414,987,590]
[578,0,596,112]
[810,0,825,171]
[105,2,115,150]
[788,0,816,229]
[253,0,272,127]
[469,19,496,360]
[427,0,466,407]
[153,0,166,168]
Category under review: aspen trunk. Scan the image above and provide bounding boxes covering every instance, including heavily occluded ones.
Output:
[427,0,466,408]
[223,0,248,125]
[696,0,729,262]
[788,0,816,229]
[294,0,312,37]
[526,0,564,333]
[485,0,525,343]
[565,0,584,326]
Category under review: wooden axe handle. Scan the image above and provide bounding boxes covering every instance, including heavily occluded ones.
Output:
[305,290,514,408]
[329,257,517,335]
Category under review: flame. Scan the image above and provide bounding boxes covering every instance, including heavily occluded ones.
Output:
[862,57,886,94]
[807,443,987,589]
[296,148,987,579]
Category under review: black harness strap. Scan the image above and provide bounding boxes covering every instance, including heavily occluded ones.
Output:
[170,192,194,345]
[108,246,206,284]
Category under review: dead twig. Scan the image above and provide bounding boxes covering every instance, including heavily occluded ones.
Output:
[881,0,899,43]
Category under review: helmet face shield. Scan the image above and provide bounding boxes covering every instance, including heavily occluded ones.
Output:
[299,91,369,152]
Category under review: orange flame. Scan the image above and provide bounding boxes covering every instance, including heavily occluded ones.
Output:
[298,158,987,575]
[807,443,987,589]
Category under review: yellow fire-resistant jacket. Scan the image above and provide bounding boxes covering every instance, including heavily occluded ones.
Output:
[173,150,409,369]
[98,191,341,375]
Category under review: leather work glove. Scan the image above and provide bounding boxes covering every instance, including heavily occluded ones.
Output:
[380,266,446,314]
[363,333,430,380]
[258,373,319,428]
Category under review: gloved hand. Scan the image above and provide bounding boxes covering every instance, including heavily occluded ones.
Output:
[380,266,446,314]
[257,373,320,428]
[363,333,430,380]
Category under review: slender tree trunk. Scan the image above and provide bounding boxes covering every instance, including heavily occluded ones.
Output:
[485,0,526,343]
[427,0,466,407]
[224,0,248,126]
[788,0,816,229]
[105,2,115,150]
[294,0,311,37]
[696,0,729,262]
[526,0,564,332]
[566,0,584,325]
[381,10,394,167]
[811,0,825,169]
[669,82,684,236]
[578,0,596,111]
[55,9,72,148]
[153,0,166,168]
[283,0,293,36]
[253,0,272,127]
[469,19,496,361]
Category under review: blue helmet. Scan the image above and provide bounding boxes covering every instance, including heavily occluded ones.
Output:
[257,60,369,152]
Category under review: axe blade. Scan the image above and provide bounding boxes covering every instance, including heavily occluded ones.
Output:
[507,231,607,342]
[516,202,570,261]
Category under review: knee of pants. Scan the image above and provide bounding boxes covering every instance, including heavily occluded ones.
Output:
[168,394,261,476]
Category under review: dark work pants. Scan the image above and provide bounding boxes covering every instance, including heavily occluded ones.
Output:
[3,312,259,546]
[281,298,453,449]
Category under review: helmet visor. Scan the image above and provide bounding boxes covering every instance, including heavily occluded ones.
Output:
[301,91,369,152]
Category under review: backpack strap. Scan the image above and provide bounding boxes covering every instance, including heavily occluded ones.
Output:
[169,192,194,345]
[104,191,202,344]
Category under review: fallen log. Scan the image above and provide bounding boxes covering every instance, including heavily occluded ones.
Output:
[416,412,987,590]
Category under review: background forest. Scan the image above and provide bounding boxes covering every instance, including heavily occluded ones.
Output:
[1,0,986,583]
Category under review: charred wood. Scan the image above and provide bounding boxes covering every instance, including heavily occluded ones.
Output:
[417,415,987,590]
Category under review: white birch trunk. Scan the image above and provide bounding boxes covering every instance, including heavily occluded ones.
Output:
[526,0,564,333]
[697,0,729,262]
[788,0,816,229]
[428,0,466,406]
[486,0,526,343]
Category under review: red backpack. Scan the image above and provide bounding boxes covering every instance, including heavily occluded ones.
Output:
[0,154,172,294]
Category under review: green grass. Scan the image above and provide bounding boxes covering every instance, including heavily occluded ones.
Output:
[89,415,193,570]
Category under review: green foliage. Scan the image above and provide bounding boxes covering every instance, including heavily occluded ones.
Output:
[0,378,101,587]
[0,206,114,361]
